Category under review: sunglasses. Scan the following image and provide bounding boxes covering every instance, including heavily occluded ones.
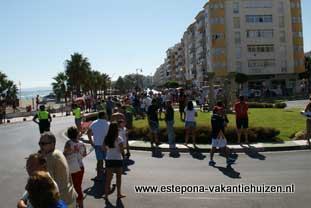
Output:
[38,141,52,146]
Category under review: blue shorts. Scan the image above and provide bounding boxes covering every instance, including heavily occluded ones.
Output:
[185,121,196,129]
[95,145,106,160]
[75,118,82,126]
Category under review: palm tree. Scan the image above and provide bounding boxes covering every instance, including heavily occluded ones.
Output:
[52,72,68,104]
[0,71,8,94]
[65,53,91,97]
[100,73,110,96]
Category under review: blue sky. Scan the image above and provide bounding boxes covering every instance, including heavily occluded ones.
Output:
[0,0,310,88]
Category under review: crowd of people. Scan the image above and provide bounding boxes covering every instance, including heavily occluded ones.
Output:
[17,87,255,208]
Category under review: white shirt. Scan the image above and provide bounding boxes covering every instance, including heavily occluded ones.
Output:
[184,108,196,122]
[143,97,152,111]
[105,136,123,160]
[119,127,127,146]
[90,119,110,146]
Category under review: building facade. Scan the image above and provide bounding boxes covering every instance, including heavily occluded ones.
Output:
[154,0,305,95]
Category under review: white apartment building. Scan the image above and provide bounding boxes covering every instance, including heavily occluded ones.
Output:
[155,0,305,94]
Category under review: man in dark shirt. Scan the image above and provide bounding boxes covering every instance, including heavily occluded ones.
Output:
[165,100,175,152]
[147,99,160,147]
[209,105,235,167]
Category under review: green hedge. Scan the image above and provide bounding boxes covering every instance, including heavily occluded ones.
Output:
[248,102,287,109]
[128,126,280,144]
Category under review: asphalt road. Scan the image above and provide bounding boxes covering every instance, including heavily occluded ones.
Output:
[1,117,311,208]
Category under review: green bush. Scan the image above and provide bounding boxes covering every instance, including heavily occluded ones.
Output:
[128,125,280,144]
[274,102,287,108]
[248,102,274,108]
[247,102,286,109]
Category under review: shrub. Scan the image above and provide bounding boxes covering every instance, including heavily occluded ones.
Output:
[128,125,280,144]
[274,102,287,108]
[248,102,273,108]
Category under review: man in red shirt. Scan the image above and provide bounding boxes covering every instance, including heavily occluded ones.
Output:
[235,96,249,144]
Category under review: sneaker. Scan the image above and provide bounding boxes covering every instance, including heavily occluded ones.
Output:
[227,158,235,165]
[209,160,216,166]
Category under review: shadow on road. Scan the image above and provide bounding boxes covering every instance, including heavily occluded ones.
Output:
[105,198,125,208]
[213,165,241,179]
[242,145,266,160]
[189,147,206,160]
[84,175,106,199]
[123,158,135,175]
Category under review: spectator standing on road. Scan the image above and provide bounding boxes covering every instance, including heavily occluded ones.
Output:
[165,100,176,153]
[147,99,160,148]
[304,96,311,148]
[39,132,77,208]
[234,96,249,144]
[35,95,40,111]
[106,97,114,121]
[209,105,235,167]
[25,171,67,208]
[64,127,86,208]
[184,101,197,148]
[118,119,130,158]
[72,104,83,135]
[17,153,58,208]
[103,123,125,200]
[179,90,187,121]
[87,111,110,180]
[33,105,52,134]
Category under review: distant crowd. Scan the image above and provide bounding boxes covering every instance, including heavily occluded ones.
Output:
[16,87,256,208]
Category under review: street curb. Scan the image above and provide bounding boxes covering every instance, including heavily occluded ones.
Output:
[61,132,311,153]
[127,141,311,153]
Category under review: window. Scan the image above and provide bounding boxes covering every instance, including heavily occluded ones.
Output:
[246,15,273,23]
[233,17,240,28]
[210,17,225,24]
[280,31,286,43]
[211,48,225,56]
[211,33,225,40]
[279,16,285,28]
[292,16,302,23]
[248,59,275,68]
[278,2,284,13]
[246,30,273,38]
[236,47,241,59]
[235,32,241,44]
[233,2,239,14]
[244,1,272,8]
[247,45,274,53]
[236,61,242,72]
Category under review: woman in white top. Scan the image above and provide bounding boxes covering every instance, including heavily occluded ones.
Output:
[118,119,130,158]
[103,122,125,200]
[184,101,197,147]
[64,126,86,208]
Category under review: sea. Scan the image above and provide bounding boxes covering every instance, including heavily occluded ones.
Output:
[19,88,53,100]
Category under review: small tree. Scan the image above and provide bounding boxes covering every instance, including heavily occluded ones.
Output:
[164,80,179,88]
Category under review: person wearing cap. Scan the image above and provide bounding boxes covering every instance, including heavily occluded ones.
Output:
[72,104,83,134]
[209,102,235,167]
[33,105,52,134]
